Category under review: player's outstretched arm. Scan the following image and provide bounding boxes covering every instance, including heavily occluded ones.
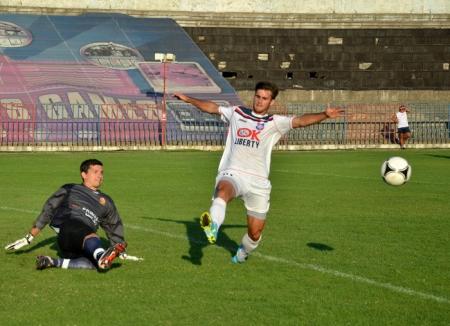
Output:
[292,106,345,128]
[173,93,220,114]
[5,227,40,251]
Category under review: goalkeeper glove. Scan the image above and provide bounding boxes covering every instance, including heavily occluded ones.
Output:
[4,233,34,251]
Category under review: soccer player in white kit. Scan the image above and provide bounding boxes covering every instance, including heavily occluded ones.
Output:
[174,81,344,263]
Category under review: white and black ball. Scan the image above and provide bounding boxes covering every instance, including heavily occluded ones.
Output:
[381,156,412,186]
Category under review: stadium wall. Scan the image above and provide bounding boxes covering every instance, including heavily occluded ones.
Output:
[183,27,450,105]
[2,0,450,15]
[2,0,450,105]
[2,1,450,28]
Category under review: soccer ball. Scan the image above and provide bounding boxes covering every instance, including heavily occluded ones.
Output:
[381,156,412,186]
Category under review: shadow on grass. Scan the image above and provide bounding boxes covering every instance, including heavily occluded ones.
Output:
[307,242,334,251]
[10,235,111,254]
[139,216,246,265]
[425,154,450,160]
[7,236,57,255]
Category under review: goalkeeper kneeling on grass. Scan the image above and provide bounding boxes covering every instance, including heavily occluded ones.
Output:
[4,159,132,271]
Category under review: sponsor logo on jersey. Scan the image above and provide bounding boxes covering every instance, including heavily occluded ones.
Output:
[82,207,99,225]
[234,127,260,148]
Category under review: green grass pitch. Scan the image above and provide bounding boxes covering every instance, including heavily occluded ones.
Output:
[1,149,449,325]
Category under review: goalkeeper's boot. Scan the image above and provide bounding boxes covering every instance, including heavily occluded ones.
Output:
[98,242,127,270]
[200,211,218,244]
[36,255,55,270]
[231,245,248,264]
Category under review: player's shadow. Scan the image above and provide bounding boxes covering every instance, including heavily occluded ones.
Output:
[307,242,334,251]
[139,216,245,265]
[426,154,450,160]
[8,236,57,255]
[9,235,111,254]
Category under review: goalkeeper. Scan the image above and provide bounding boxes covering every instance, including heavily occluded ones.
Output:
[4,159,129,270]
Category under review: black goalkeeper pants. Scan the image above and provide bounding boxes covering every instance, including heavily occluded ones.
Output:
[57,219,95,258]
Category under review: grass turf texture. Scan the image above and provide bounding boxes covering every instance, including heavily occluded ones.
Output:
[1,150,449,325]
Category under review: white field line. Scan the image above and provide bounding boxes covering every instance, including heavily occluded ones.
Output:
[0,206,38,214]
[1,206,449,304]
[126,224,449,304]
[252,252,450,304]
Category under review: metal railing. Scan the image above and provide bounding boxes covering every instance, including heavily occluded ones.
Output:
[284,103,450,148]
[0,102,449,149]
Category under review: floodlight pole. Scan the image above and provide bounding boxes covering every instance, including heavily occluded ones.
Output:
[162,58,167,147]
[155,52,175,148]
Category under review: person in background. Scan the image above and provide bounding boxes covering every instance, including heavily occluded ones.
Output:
[392,104,411,149]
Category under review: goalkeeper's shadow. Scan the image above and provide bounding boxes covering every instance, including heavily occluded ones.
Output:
[10,236,56,255]
[139,216,245,266]
[10,236,111,257]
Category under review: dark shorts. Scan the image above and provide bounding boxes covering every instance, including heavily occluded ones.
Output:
[57,219,94,258]
[398,127,411,133]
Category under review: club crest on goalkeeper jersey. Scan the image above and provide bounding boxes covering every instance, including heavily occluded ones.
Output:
[218,105,293,179]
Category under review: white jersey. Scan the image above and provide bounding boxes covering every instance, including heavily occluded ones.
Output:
[218,105,293,179]
[396,111,409,128]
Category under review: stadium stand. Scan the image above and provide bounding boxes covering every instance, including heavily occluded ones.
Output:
[0,2,449,149]
[0,14,240,149]
[184,27,450,91]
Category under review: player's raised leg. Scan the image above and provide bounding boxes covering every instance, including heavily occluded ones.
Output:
[200,180,235,244]
[200,211,218,244]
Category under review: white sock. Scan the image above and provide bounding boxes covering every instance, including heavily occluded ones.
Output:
[93,248,105,261]
[241,233,261,254]
[61,259,70,269]
[210,197,227,228]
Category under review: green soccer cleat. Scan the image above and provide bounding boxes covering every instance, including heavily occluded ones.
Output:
[231,245,248,264]
[200,212,218,244]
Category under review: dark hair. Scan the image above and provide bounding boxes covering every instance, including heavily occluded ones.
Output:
[80,159,103,173]
[255,81,279,99]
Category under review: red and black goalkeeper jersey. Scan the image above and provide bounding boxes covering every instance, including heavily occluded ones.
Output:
[33,183,124,246]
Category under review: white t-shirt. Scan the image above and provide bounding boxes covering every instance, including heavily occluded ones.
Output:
[396,111,409,128]
[218,105,293,179]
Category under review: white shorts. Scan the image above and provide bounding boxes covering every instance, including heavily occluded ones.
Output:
[215,170,272,219]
